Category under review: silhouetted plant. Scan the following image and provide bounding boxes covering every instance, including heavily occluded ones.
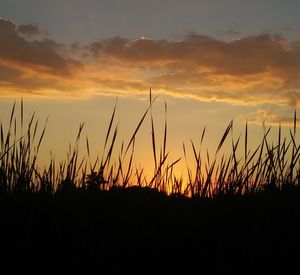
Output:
[0,93,299,197]
[86,170,107,191]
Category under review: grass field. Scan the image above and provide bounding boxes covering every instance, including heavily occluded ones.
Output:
[1,95,300,272]
[1,93,299,196]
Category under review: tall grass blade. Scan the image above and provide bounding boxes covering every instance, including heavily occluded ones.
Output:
[124,107,150,156]
[294,109,297,136]
[216,120,233,155]
[104,98,117,151]
[163,101,167,159]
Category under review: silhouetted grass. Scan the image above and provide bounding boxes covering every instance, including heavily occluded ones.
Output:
[1,93,299,197]
[1,93,300,272]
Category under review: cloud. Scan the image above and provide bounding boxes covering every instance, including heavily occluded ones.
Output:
[0,18,81,77]
[85,34,300,107]
[86,33,293,76]
[248,108,300,127]
[17,23,42,38]
[1,17,300,106]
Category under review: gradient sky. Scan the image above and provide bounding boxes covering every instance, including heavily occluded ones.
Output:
[0,0,299,177]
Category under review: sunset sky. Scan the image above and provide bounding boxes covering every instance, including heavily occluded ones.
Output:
[0,0,300,177]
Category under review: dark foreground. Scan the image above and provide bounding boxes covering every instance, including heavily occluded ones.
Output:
[1,187,300,273]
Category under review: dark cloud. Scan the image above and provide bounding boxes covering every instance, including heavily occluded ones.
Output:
[88,37,130,59]
[87,33,300,76]
[0,63,22,82]
[0,61,77,95]
[0,17,299,105]
[17,23,42,38]
[70,41,81,52]
[85,33,300,106]
[0,18,15,33]
[0,18,81,76]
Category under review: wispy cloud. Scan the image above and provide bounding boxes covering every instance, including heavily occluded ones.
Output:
[248,108,300,126]
[17,23,42,38]
[1,17,300,105]
[77,33,300,105]
[0,18,81,76]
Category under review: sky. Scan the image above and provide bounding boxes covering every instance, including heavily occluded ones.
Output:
[0,0,300,178]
